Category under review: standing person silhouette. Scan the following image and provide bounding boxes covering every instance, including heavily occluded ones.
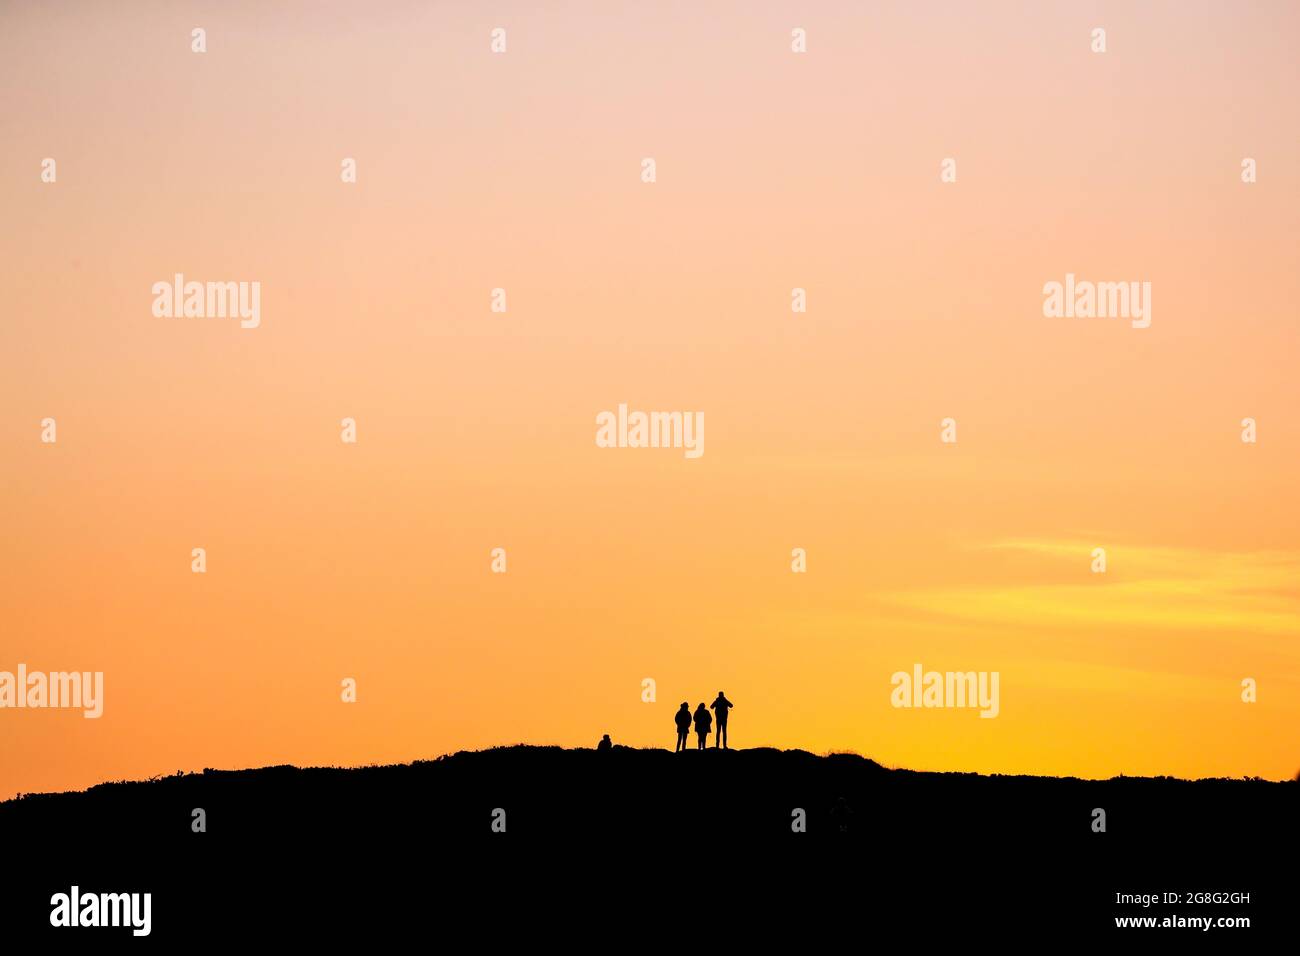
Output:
[693,703,712,750]
[674,702,692,752]
[710,692,734,748]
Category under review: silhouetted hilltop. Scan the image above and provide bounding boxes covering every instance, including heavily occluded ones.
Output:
[3,746,1295,939]
[3,745,1292,844]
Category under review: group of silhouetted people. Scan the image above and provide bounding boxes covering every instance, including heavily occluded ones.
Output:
[675,692,734,751]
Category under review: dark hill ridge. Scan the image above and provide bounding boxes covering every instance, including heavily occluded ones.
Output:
[3,745,1293,844]
[3,746,1294,938]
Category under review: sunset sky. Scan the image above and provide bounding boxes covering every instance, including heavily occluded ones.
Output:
[2,1,1298,800]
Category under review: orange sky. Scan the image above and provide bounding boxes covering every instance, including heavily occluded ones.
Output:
[2,1,1298,800]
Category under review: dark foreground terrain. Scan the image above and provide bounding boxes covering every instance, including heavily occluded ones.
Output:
[2,746,1294,941]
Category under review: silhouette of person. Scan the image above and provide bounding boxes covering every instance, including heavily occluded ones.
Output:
[597,733,612,752]
[674,702,692,752]
[710,691,734,748]
[693,703,712,750]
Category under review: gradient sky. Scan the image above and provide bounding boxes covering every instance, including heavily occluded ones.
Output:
[2,1,1298,800]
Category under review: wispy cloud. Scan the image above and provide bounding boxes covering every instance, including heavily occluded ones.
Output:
[885,540,1300,639]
